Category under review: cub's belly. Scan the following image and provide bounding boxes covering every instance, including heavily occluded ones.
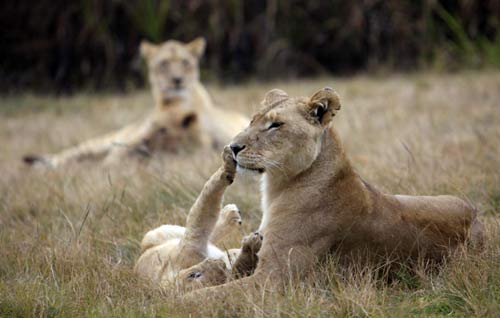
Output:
[135,239,227,283]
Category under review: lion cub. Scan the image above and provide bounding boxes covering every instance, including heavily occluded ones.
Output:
[135,147,262,288]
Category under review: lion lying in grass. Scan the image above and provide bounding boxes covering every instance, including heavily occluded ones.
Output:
[23,101,207,167]
[135,147,262,289]
[183,87,484,299]
[23,38,248,168]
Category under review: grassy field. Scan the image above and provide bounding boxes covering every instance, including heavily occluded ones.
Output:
[1,72,499,317]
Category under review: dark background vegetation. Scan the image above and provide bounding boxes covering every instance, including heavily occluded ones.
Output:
[1,0,499,93]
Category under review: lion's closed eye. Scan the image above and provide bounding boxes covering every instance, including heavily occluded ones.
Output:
[267,122,283,130]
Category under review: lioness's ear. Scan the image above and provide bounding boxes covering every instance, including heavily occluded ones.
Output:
[140,40,159,60]
[186,37,206,59]
[307,87,341,126]
[262,89,288,105]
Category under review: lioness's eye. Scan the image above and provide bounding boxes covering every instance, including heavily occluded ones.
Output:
[268,122,283,130]
[157,61,169,71]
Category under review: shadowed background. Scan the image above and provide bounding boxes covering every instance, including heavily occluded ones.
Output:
[1,0,499,93]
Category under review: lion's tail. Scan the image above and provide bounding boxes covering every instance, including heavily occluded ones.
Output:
[470,215,484,249]
[466,202,484,249]
[22,154,50,167]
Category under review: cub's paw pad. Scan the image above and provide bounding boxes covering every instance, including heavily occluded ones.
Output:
[221,146,237,176]
[242,232,263,253]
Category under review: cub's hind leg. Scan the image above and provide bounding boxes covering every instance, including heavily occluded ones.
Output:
[140,203,242,253]
[140,225,186,252]
[209,204,242,245]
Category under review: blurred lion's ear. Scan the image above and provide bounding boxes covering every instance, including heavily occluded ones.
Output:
[307,87,341,126]
[186,37,206,59]
[140,40,159,60]
[262,89,288,106]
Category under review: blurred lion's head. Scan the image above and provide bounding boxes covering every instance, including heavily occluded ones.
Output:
[140,38,205,104]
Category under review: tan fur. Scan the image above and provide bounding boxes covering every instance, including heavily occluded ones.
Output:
[134,147,262,288]
[141,37,249,148]
[22,37,247,168]
[185,87,484,299]
[22,100,207,168]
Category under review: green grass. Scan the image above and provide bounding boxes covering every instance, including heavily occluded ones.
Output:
[432,3,500,69]
[1,72,499,317]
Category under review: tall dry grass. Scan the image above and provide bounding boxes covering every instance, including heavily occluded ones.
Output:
[1,72,499,317]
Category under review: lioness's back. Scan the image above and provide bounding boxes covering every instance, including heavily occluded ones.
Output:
[393,194,475,244]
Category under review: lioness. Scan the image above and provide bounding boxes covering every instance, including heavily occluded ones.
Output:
[185,87,484,298]
[23,38,248,167]
[135,147,262,288]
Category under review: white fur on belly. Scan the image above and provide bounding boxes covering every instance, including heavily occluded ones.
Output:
[207,244,225,259]
[168,239,226,267]
[207,244,231,269]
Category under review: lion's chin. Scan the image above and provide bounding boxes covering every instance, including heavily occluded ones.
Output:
[236,164,264,176]
[161,89,187,102]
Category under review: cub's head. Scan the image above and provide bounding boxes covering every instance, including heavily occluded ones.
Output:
[142,107,207,154]
[140,38,205,104]
[177,258,228,289]
[230,87,341,178]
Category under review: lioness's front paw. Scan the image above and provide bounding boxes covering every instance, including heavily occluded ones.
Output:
[242,232,263,254]
[221,145,237,183]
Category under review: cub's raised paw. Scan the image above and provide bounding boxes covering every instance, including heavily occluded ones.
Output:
[221,145,237,183]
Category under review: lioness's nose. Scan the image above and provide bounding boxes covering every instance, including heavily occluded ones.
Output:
[172,77,183,86]
[230,144,246,156]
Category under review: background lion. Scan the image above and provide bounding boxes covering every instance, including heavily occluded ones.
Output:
[22,38,248,168]
[140,37,249,147]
